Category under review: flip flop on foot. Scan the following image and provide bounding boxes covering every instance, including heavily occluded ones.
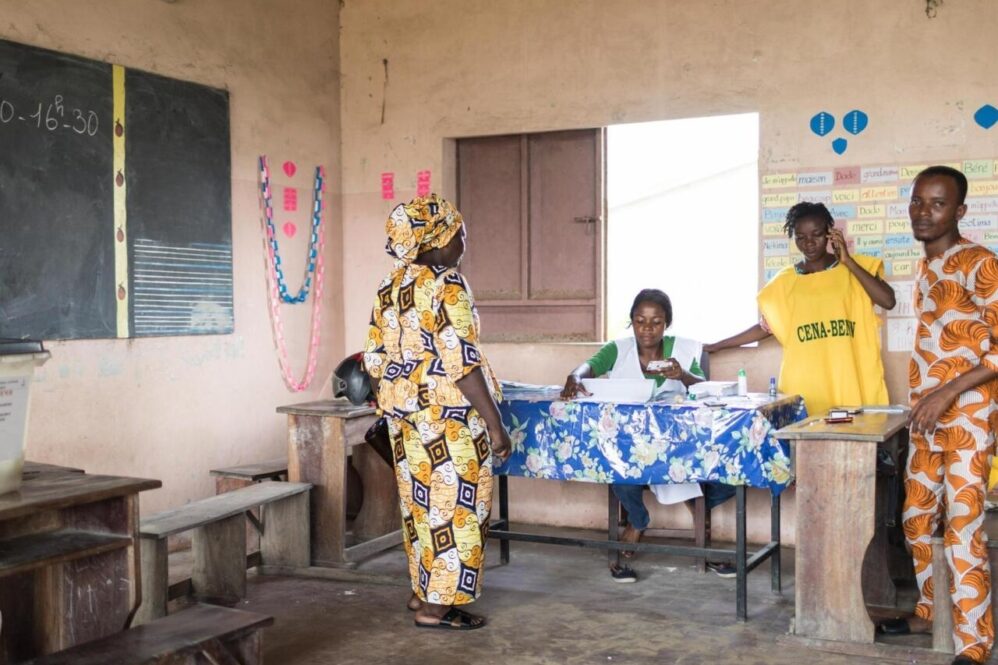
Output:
[706,561,736,578]
[415,607,486,631]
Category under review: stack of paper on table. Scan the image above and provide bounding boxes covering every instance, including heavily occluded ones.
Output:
[687,381,738,399]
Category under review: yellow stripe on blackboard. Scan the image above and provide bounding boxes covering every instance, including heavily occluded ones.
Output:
[113,65,128,338]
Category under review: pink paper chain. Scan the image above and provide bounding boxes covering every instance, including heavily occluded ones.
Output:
[258,157,326,392]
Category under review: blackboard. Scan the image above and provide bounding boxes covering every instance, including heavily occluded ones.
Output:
[0,39,232,340]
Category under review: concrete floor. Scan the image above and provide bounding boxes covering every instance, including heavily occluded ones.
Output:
[177,527,971,665]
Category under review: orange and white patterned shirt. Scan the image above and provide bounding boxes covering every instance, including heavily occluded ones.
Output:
[911,239,998,451]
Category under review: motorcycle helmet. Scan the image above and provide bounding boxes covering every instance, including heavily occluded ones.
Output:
[333,352,374,405]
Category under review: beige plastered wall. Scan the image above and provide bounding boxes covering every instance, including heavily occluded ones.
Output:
[3,0,344,514]
[339,0,998,544]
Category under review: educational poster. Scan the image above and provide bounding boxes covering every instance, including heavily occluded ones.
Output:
[760,159,998,352]
[761,159,998,281]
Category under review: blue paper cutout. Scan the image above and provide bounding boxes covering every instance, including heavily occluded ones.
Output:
[844,110,869,135]
[831,138,848,155]
[974,104,998,129]
[810,111,835,137]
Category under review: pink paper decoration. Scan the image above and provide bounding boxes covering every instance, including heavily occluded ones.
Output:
[381,172,395,200]
[283,187,297,212]
[282,222,297,238]
[283,160,297,177]
[416,170,431,197]
[257,155,325,392]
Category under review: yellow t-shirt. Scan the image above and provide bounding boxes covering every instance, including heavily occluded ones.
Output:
[757,254,889,416]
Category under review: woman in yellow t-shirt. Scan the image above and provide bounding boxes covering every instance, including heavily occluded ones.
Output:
[705,202,896,416]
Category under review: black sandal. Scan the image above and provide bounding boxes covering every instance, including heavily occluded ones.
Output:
[414,607,486,631]
[609,563,638,583]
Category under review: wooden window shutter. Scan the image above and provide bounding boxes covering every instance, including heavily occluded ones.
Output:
[458,129,605,342]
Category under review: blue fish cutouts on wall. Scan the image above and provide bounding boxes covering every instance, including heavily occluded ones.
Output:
[975,104,998,130]
[810,111,835,137]
[844,109,869,135]
[808,109,869,155]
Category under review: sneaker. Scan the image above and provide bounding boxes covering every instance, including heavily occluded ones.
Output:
[609,564,638,583]
[706,561,737,578]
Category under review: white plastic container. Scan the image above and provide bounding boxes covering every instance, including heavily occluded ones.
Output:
[0,345,50,495]
[737,369,748,397]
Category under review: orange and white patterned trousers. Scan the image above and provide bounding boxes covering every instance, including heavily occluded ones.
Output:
[903,447,994,662]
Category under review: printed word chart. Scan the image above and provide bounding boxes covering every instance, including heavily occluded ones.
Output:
[760,160,998,283]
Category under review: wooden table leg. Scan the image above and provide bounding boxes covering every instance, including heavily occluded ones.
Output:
[192,515,246,605]
[498,476,510,565]
[352,444,400,541]
[286,413,349,567]
[261,493,310,568]
[607,485,619,569]
[861,436,901,609]
[794,437,877,643]
[931,535,955,653]
[43,496,132,650]
[694,495,707,574]
[771,491,782,594]
[134,537,168,625]
[736,485,747,622]
[124,494,142,629]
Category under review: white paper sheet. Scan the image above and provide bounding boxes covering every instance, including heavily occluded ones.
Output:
[579,378,656,403]
[888,280,915,318]
[649,482,703,505]
[887,318,916,353]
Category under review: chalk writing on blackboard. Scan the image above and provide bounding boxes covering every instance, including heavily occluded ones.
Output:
[0,93,99,136]
[0,38,232,341]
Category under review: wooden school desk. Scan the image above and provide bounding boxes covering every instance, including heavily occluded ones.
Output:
[0,462,160,662]
[774,410,908,645]
[277,400,402,567]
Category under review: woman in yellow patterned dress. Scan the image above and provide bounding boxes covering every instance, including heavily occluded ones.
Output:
[364,194,512,631]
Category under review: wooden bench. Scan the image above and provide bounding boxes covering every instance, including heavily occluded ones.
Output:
[135,481,311,625]
[27,603,273,664]
[210,459,288,493]
[210,459,289,552]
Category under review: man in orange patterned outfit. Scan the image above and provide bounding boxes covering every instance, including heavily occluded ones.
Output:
[878,166,998,665]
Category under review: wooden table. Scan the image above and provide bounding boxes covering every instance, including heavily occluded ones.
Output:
[0,462,160,662]
[277,400,401,567]
[775,410,909,645]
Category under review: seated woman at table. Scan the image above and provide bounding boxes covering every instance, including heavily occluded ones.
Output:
[704,201,895,416]
[561,288,735,580]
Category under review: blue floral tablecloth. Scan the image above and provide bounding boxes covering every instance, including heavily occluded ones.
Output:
[495,388,806,494]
